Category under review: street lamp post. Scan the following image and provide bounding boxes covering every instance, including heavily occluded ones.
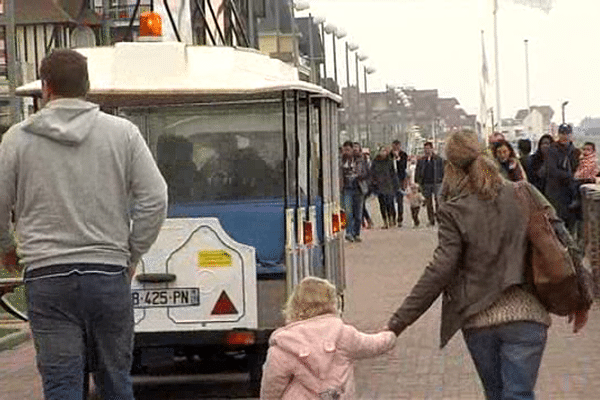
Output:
[323,23,336,88]
[291,0,310,68]
[324,24,346,91]
[355,51,368,142]
[562,101,569,124]
[345,41,358,89]
[307,13,315,83]
[364,66,376,147]
[313,16,326,84]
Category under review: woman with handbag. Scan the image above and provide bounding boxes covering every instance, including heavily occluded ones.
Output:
[387,129,588,400]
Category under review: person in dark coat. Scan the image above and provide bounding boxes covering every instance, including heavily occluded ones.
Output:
[517,138,532,171]
[340,141,369,242]
[391,140,408,226]
[415,142,444,226]
[544,124,580,233]
[526,134,553,193]
[370,146,400,228]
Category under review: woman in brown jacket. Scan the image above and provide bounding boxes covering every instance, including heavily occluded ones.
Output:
[388,130,588,400]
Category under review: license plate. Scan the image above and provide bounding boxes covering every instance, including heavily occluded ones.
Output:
[132,288,200,308]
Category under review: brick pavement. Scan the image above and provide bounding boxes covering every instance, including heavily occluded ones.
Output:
[344,199,600,399]
[2,200,600,399]
[0,324,42,400]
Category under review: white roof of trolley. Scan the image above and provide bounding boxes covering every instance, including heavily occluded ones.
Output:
[16,42,341,105]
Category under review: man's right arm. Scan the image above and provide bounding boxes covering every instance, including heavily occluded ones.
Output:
[128,126,168,266]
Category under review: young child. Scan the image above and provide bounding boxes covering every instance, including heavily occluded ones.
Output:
[260,277,396,399]
[407,183,425,227]
[574,142,599,182]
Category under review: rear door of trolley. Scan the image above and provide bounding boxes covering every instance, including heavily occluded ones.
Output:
[283,91,345,294]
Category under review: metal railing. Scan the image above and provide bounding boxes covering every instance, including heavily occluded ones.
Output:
[94,4,152,22]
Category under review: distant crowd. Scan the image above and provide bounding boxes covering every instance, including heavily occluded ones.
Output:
[340,123,598,241]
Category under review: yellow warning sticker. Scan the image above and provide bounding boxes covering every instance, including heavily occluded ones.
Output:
[198,250,232,268]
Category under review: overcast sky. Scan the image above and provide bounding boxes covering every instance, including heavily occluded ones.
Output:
[302,0,600,125]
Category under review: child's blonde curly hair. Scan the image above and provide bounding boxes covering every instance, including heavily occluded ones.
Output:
[283,276,338,324]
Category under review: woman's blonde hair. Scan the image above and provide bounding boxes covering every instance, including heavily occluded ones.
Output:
[283,276,338,324]
[443,129,504,200]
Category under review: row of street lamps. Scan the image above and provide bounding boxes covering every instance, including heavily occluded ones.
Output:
[294,2,375,145]
[293,2,375,92]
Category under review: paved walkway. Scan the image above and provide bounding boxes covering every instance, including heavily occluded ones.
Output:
[2,199,600,399]
[344,198,600,399]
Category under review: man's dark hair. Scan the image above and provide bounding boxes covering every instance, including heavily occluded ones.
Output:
[342,140,353,148]
[39,49,89,97]
[584,142,596,151]
[517,139,531,154]
[424,142,433,148]
[558,123,572,135]
[392,140,401,145]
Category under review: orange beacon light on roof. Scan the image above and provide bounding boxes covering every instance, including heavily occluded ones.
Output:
[140,11,162,37]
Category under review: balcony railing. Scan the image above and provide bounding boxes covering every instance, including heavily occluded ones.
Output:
[94,4,152,22]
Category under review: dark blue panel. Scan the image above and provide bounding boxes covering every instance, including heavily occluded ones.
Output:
[314,196,324,242]
[168,198,285,263]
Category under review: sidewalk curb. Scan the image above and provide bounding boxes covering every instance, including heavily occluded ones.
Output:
[0,327,31,352]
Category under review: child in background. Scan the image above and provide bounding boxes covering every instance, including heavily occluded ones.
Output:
[574,142,599,182]
[260,277,396,400]
[407,183,425,228]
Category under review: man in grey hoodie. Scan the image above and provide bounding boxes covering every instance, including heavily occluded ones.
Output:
[0,49,168,399]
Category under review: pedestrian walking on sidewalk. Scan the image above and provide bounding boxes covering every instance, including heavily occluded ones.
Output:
[0,49,168,400]
[261,276,396,399]
[526,134,553,193]
[340,142,369,242]
[415,141,444,226]
[492,139,527,182]
[407,183,425,228]
[544,123,580,233]
[370,146,400,229]
[387,129,588,400]
[391,140,408,226]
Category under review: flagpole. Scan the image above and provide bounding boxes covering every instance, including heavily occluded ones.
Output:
[479,29,489,141]
[493,0,501,130]
[524,39,530,111]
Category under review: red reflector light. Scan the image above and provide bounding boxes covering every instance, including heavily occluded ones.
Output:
[140,11,162,37]
[332,213,340,234]
[211,291,238,315]
[225,331,255,346]
[340,211,347,229]
[303,221,313,245]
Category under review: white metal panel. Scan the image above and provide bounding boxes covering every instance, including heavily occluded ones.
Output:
[132,218,257,332]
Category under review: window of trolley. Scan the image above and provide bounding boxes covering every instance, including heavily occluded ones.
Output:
[111,90,344,292]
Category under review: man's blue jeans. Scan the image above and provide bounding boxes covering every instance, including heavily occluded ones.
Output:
[26,267,135,400]
[463,321,548,400]
[342,188,364,239]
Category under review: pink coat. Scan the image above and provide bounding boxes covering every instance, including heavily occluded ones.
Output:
[259,314,396,399]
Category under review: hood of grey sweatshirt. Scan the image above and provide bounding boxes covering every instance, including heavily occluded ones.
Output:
[0,98,168,271]
[23,98,99,145]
